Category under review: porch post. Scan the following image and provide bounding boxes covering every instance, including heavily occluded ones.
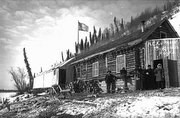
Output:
[178,58,180,87]
[145,42,148,68]
[135,48,140,68]
[177,40,180,87]
[135,47,141,90]
[163,57,170,88]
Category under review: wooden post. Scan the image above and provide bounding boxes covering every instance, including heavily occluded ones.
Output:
[177,40,180,87]
[163,57,170,88]
[77,21,79,44]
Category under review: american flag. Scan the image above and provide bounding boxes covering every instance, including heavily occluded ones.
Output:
[78,21,89,32]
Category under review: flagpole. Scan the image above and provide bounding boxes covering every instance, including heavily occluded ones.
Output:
[77,20,79,44]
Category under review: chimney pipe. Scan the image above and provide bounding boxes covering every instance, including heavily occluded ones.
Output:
[141,20,145,32]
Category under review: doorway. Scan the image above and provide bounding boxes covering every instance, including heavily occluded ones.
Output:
[59,69,66,88]
[168,60,179,87]
[153,59,165,89]
[153,59,163,69]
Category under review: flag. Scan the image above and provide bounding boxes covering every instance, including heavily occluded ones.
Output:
[78,21,89,32]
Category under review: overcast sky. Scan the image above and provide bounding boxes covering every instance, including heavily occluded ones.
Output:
[0,0,167,89]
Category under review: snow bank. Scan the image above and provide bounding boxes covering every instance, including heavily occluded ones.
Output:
[115,96,180,118]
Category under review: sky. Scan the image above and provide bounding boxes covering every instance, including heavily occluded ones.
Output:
[0,0,167,89]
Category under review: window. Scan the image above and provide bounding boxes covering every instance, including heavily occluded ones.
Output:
[81,64,86,78]
[105,56,108,68]
[86,63,87,71]
[116,54,126,73]
[92,62,99,77]
[77,66,81,78]
[160,31,167,38]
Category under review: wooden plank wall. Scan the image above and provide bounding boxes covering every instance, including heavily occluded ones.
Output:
[140,47,145,68]
[81,63,87,78]
[74,49,137,90]
[126,50,136,73]
[178,40,180,87]
[107,52,116,74]
[76,49,137,79]
[147,22,177,40]
[99,56,107,80]
[87,62,92,79]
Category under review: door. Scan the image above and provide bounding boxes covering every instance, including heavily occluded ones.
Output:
[59,69,66,88]
[168,60,179,87]
[153,59,179,88]
[153,59,165,89]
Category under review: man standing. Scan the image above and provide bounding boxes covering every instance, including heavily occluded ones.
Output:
[120,67,128,92]
[145,65,155,90]
[105,70,116,93]
[135,66,144,90]
[154,63,165,89]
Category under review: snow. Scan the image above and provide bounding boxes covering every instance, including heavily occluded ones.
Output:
[0,88,180,118]
[115,96,180,118]
[2,5,180,117]
[169,6,180,36]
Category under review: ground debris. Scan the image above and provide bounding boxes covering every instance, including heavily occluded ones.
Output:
[0,87,180,118]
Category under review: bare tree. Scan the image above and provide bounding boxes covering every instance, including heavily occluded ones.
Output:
[75,42,78,54]
[110,23,115,36]
[9,67,29,94]
[84,36,88,50]
[114,17,119,33]
[103,28,110,40]
[40,67,43,72]
[61,51,64,62]
[80,39,84,51]
[23,48,33,90]
[97,28,102,41]
[93,26,98,43]
[89,32,94,45]
[66,49,70,60]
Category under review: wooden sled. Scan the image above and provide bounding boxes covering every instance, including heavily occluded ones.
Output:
[51,84,72,98]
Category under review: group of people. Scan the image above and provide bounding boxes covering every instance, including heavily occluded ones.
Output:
[104,63,165,93]
[136,63,165,90]
[105,67,128,93]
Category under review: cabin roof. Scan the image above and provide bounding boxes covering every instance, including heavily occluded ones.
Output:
[71,19,178,64]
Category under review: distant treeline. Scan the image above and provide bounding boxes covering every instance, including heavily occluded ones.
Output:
[0,89,18,93]
[72,0,180,55]
[58,0,180,65]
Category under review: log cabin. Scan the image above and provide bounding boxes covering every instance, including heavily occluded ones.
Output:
[67,18,180,90]
[33,18,180,91]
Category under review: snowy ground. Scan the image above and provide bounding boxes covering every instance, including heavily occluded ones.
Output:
[0,87,180,118]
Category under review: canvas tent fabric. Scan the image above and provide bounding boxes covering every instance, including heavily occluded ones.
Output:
[33,69,59,89]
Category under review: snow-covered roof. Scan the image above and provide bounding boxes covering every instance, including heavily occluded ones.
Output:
[71,19,178,65]
[53,57,75,69]
[36,57,75,77]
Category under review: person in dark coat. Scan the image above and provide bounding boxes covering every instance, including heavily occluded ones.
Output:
[135,66,145,90]
[120,67,128,91]
[145,65,155,90]
[105,70,116,93]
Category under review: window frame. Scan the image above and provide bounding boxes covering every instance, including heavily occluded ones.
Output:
[105,55,108,68]
[160,31,167,38]
[92,61,99,77]
[116,54,126,73]
[76,66,81,78]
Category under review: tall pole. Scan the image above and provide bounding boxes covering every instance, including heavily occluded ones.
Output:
[77,20,79,44]
[77,21,80,54]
